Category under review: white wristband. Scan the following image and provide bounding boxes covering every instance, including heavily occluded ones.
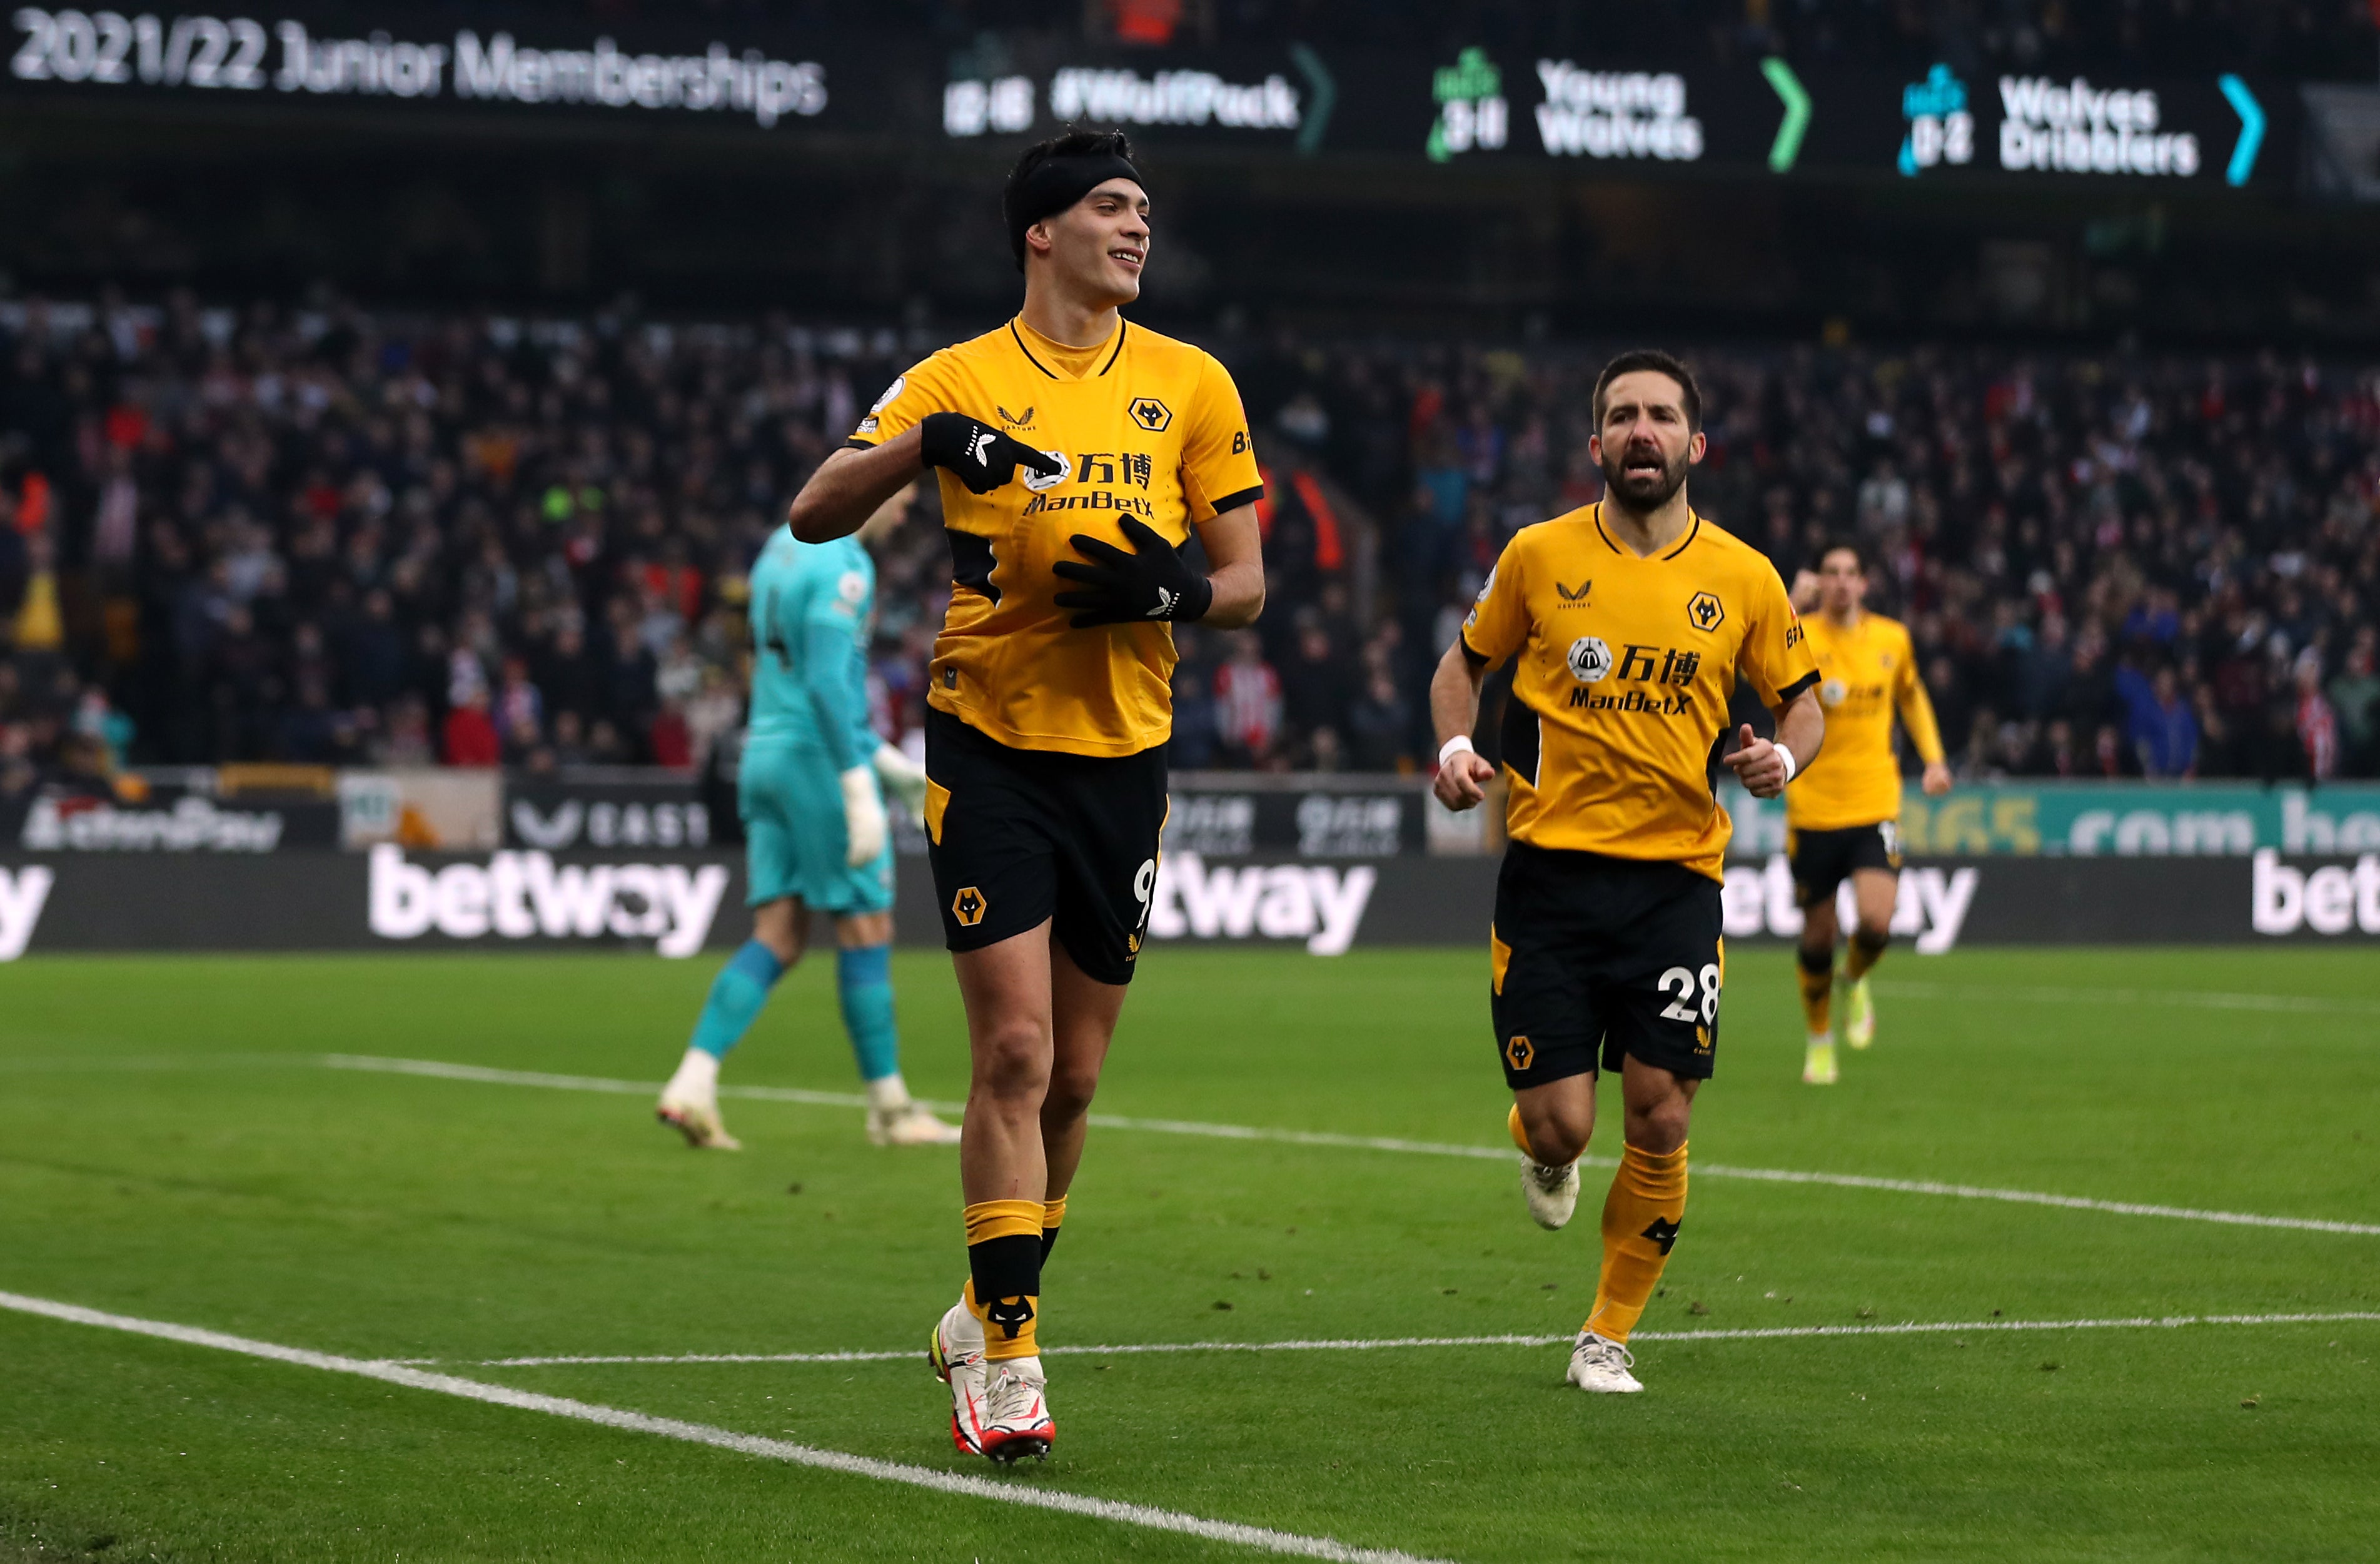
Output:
[1773,743,1797,784]
[1438,735,1476,769]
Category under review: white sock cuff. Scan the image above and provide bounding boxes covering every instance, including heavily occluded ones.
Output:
[668,1047,720,1099]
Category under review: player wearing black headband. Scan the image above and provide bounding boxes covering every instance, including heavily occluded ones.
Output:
[787,127,1266,1465]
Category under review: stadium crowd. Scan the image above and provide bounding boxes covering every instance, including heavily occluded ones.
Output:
[3,291,2377,796]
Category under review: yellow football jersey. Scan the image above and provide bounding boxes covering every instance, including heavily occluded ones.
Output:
[1461,503,1820,882]
[1785,610,1945,830]
[850,316,1262,758]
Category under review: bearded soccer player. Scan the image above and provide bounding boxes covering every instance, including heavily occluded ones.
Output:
[1431,350,1822,1394]
[1782,542,1950,1085]
[784,128,1264,1462]
[655,487,960,1151]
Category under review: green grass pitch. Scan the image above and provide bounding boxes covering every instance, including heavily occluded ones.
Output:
[2,946,2376,1562]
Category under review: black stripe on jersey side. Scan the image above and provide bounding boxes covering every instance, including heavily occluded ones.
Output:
[841,438,875,450]
[1499,693,1542,790]
[1009,321,1059,380]
[1208,484,1265,515]
[947,530,1001,604]
[1661,516,1702,560]
[1775,669,1820,704]
[1098,321,1129,375]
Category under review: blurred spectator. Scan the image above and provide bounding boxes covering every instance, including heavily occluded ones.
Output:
[13,530,63,654]
[1212,633,1283,768]
[1279,621,1354,765]
[2331,630,2380,775]
[2121,665,2199,779]
[441,687,501,767]
[2296,658,2341,782]
[1346,671,1413,773]
[1169,666,1219,770]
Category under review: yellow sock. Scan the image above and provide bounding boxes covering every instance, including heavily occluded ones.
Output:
[1507,1104,1535,1158]
[962,1198,1044,1361]
[1584,1141,1689,1344]
[1843,930,1886,982]
[1795,949,1833,1034]
[1040,1193,1067,1262]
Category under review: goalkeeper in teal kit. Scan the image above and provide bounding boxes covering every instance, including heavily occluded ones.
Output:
[657,492,960,1149]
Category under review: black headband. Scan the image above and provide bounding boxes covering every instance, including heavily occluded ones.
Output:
[1005,152,1145,269]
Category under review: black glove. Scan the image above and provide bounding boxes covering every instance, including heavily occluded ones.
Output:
[1051,516,1214,627]
[919,411,1061,495]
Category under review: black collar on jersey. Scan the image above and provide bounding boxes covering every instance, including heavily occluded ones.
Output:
[1005,152,1147,270]
[1009,318,1129,380]
[1593,502,1701,560]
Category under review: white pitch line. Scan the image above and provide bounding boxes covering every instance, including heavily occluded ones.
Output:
[1680,1162,2380,1236]
[318,1054,2380,1238]
[1872,980,2380,1019]
[430,1309,2380,1367]
[0,1289,1446,1564]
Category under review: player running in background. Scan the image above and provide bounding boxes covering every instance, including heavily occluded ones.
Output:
[784,128,1266,1463]
[1784,542,1950,1085]
[655,487,960,1151]
[1432,350,1821,1395]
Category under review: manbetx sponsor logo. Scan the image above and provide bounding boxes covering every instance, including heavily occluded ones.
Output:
[368,846,727,957]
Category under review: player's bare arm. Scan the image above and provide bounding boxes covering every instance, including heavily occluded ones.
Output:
[790,419,1061,544]
[1193,503,1265,628]
[1429,639,1497,810]
[787,434,925,543]
[1727,687,1824,800]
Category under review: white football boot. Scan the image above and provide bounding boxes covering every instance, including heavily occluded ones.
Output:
[655,1095,740,1149]
[976,1358,1054,1464]
[657,1049,739,1149]
[1802,1036,1838,1086]
[1566,1330,1644,1393]
[1521,1155,1582,1231]
[929,1298,989,1456]
[868,1103,962,1147]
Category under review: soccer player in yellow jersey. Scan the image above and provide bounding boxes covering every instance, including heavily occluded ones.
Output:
[1431,350,1823,1394]
[1783,542,1950,1084]
[785,129,1264,1464]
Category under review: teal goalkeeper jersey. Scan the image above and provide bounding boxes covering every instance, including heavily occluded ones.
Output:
[746,528,877,770]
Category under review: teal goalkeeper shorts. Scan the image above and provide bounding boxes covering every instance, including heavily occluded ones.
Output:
[738,742,896,915]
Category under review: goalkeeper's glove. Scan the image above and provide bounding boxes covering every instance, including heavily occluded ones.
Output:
[919,411,1062,495]
[1051,516,1214,627]
[839,765,888,867]
[870,741,929,825]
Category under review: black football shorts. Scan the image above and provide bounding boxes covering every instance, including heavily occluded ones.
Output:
[1490,841,1725,1087]
[1787,821,1903,907]
[922,707,1166,986]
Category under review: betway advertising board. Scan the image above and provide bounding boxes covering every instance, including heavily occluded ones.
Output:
[1724,783,2380,859]
[5,849,2376,960]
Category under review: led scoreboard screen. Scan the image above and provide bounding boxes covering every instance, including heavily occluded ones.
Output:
[3,8,2293,193]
